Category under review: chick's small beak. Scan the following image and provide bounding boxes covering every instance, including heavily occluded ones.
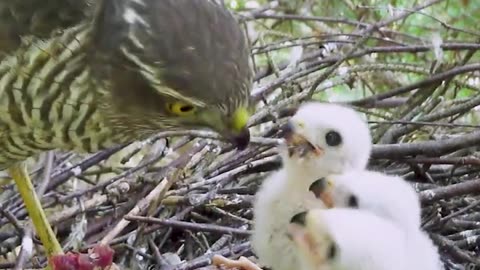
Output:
[309,178,329,197]
[320,192,334,208]
[282,121,323,157]
[290,211,308,226]
[309,178,334,208]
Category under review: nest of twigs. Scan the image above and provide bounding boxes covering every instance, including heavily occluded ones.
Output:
[1,1,480,269]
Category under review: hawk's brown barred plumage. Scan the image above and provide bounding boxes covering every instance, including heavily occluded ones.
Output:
[0,0,253,264]
[0,0,94,54]
[0,0,253,169]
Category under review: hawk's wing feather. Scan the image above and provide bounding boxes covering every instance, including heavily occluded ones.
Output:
[0,0,96,56]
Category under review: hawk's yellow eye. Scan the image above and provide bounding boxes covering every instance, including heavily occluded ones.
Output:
[167,102,196,116]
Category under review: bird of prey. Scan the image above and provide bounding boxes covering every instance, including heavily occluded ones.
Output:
[288,208,411,270]
[309,171,443,270]
[213,102,372,270]
[0,0,253,267]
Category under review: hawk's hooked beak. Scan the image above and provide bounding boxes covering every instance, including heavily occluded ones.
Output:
[230,127,250,150]
[229,107,251,150]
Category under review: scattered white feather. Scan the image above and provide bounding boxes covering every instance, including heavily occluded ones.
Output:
[20,233,33,258]
[71,166,83,176]
[337,66,349,76]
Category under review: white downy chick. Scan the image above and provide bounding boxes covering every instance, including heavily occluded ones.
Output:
[310,170,421,231]
[287,208,410,270]
[251,102,372,270]
[280,102,372,179]
[309,170,443,270]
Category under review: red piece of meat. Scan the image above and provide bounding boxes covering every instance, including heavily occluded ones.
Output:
[51,244,114,270]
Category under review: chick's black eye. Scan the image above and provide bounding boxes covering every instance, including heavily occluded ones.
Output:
[348,195,358,208]
[325,131,342,146]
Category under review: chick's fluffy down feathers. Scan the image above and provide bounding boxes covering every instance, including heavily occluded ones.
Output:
[291,208,409,270]
[327,170,421,231]
[251,102,372,270]
[281,102,372,179]
[323,170,443,270]
[252,169,322,270]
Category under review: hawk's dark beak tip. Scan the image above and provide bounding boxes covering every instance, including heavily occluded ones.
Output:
[232,128,250,150]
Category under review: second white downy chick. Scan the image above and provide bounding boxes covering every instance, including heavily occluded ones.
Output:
[288,208,410,270]
[310,170,421,231]
[309,170,443,270]
[250,102,372,270]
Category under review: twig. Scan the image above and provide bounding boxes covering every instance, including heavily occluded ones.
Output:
[420,179,480,204]
[125,215,251,236]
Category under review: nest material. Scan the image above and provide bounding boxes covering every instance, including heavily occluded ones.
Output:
[2,1,480,269]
